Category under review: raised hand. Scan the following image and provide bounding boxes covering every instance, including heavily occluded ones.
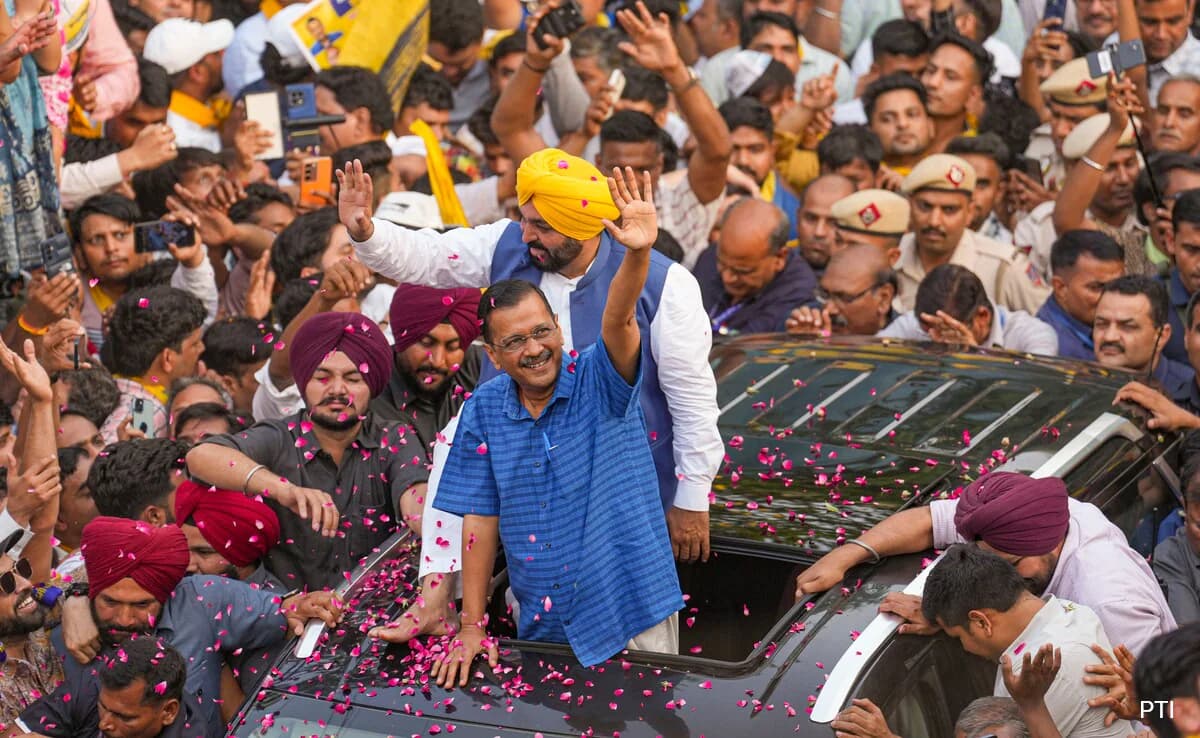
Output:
[920,310,978,346]
[161,210,208,269]
[786,305,833,336]
[4,454,60,527]
[335,159,375,242]
[1001,643,1062,708]
[616,1,681,75]
[21,272,82,331]
[38,318,88,373]
[0,20,36,69]
[243,252,276,321]
[168,182,235,248]
[0,338,52,403]
[602,166,657,251]
[800,68,839,112]
[524,0,568,67]
[125,122,178,173]
[832,699,900,738]
[1106,72,1144,133]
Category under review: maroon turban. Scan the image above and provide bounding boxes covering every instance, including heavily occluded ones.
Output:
[954,472,1070,556]
[81,517,189,603]
[174,481,281,568]
[389,284,482,354]
[291,312,393,397]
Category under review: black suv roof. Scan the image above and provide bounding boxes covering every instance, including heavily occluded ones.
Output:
[228,337,1171,738]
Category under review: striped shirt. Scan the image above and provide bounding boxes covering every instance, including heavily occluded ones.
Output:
[434,340,683,666]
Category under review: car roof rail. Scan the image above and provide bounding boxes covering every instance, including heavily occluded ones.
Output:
[809,551,947,723]
[810,411,1145,723]
[1027,411,1143,480]
[292,530,412,659]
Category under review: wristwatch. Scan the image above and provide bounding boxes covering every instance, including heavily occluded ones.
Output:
[671,66,701,96]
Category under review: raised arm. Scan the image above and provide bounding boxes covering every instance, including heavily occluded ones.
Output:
[601,167,657,384]
[491,3,566,167]
[1052,74,1141,236]
[616,1,731,204]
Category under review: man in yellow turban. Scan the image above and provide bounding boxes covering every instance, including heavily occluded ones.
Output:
[340,145,722,640]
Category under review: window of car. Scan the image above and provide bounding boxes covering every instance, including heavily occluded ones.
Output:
[850,634,995,738]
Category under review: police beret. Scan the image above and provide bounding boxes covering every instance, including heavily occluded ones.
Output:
[901,154,977,195]
[1061,113,1135,159]
[831,189,911,236]
[1039,57,1108,106]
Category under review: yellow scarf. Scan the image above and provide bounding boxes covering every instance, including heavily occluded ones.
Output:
[410,119,469,228]
[169,91,232,130]
[115,374,169,404]
[760,170,777,202]
[260,0,282,18]
[90,283,116,314]
[68,102,103,139]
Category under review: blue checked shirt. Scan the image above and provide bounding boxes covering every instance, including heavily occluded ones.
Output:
[434,340,683,667]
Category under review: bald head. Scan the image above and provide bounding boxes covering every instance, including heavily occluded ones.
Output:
[716,199,791,303]
[799,174,857,270]
[821,244,897,335]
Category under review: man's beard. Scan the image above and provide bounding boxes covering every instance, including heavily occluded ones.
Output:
[397,361,451,401]
[0,589,48,637]
[310,395,361,431]
[92,602,153,648]
[528,237,585,273]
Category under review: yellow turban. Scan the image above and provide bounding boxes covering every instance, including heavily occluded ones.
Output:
[516,149,620,241]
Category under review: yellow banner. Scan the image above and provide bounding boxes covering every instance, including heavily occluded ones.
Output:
[336,0,429,115]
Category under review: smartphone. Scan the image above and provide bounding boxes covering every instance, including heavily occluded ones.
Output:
[1086,39,1147,78]
[245,91,284,161]
[1012,155,1044,186]
[605,68,626,120]
[299,156,333,208]
[534,0,585,48]
[1042,0,1068,22]
[38,233,76,278]
[129,398,156,438]
[285,83,318,121]
[134,220,195,253]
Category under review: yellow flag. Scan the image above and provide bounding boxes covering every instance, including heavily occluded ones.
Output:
[336,0,429,115]
[409,120,469,228]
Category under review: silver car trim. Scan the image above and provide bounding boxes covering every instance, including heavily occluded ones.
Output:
[870,379,958,441]
[790,372,872,429]
[719,363,791,416]
[809,552,947,723]
[810,411,1143,723]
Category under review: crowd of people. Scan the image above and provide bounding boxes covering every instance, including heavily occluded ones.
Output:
[0,0,1199,734]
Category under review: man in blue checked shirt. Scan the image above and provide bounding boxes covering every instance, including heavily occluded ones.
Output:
[429,167,684,688]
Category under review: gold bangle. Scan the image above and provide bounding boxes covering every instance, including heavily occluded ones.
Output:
[16,315,49,336]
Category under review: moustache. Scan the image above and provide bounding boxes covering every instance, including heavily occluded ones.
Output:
[318,395,353,407]
[519,349,553,368]
[920,228,946,238]
[416,364,448,377]
[1099,341,1124,353]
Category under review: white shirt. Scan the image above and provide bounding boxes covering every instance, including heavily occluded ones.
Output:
[166,111,222,154]
[419,414,463,579]
[996,596,1133,738]
[833,97,867,125]
[1149,32,1200,104]
[878,306,1059,355]
[352,217,724,511]
[930,497,1177,655]
[222,10,269,99]
[251,359,303,421]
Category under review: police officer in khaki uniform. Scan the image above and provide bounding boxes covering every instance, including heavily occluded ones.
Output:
[895,154,1050,314]
[1023,57,1110,193]
[1013,113,1151,281]
[830,189,910,264]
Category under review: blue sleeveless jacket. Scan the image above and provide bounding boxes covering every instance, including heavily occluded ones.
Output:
[483,221,679,508]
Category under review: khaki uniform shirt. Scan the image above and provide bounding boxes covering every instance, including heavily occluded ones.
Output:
[1014,200,1153,281]
[895,228,1050,314]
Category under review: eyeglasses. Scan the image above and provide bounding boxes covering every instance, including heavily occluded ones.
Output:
[493,324,558,354]
[814,284,880,306]
[0,558,32,595]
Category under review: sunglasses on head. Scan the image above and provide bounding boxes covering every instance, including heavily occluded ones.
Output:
[0,558,33,595]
